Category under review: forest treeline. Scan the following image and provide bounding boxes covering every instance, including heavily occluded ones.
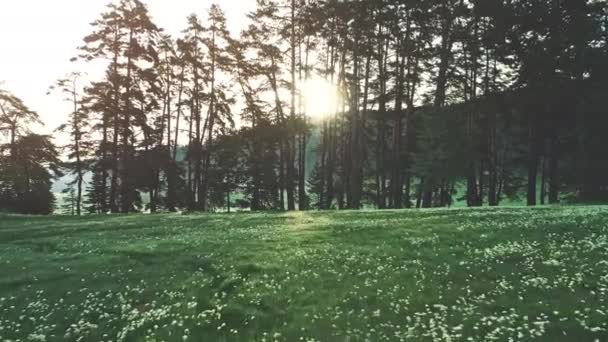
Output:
[1,0,608,215]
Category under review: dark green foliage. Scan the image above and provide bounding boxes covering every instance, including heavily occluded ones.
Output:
[305,0,608,209]
[6,0,608,214]
[307,161,324,209]
[207,131,245,211]
[414,107,469,200]
[0,87,60,215]
[0,135,61,215]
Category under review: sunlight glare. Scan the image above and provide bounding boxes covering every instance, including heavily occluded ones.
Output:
[302,77,338,120]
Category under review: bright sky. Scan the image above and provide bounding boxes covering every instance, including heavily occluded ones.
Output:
[0,0,255,141]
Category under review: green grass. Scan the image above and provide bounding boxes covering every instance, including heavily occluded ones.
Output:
[1,207,608,341]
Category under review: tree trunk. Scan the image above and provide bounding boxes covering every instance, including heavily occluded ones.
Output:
[201,26,219,212]
[540,155,547,205]
[109,92,120,212]
[317,123,328,209]
[187,100,195,210]
[325,120,335,209]
[467,173,479,207]
[404,174,411,208]
[76,166,83,216]
[527,124,539,206]
[75,132,83,216]
[488,110,498,206]
[286,0,297,211]
[422,188,433,208]
[416,178,424,208]
[348,33,362,210]
[392,52,406,209]
[100,121,109,213]
[297,37,308,211]
[548,134,560,204]
[350,53,371,209]
[424,9,454,209]
[120,28,135,213]
[376,117,386,209]
[108,29,121,214]
[477,164,485,206]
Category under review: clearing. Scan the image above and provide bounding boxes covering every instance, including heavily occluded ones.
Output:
[1,207,608,341]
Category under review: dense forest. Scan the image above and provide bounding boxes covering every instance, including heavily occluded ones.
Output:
[1,0,608,215]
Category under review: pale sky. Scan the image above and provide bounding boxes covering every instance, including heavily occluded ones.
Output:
[0,0,255,141]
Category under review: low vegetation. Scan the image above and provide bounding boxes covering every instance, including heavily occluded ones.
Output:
[2,207,608,341]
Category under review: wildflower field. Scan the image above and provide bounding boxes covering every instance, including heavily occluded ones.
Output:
[1,207,608,341]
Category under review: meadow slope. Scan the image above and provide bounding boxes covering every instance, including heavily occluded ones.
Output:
[1,207,608,341]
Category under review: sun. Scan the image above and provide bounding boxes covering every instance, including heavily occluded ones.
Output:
[301,77,338,120]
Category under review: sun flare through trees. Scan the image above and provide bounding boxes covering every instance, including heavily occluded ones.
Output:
[302,77,340,120]
[2,1,608,341]
[1,0,608,214]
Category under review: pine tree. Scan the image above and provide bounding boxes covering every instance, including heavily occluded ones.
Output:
[51,72,91,216]
[200,4,235,212]
[0,87,42,154]
[77,0,159,213]
[0,134,61,215]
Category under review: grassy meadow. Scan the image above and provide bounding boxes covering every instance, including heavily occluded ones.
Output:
[1,207,608,341]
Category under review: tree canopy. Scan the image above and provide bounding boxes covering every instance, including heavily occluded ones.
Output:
[2,0,608,215]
